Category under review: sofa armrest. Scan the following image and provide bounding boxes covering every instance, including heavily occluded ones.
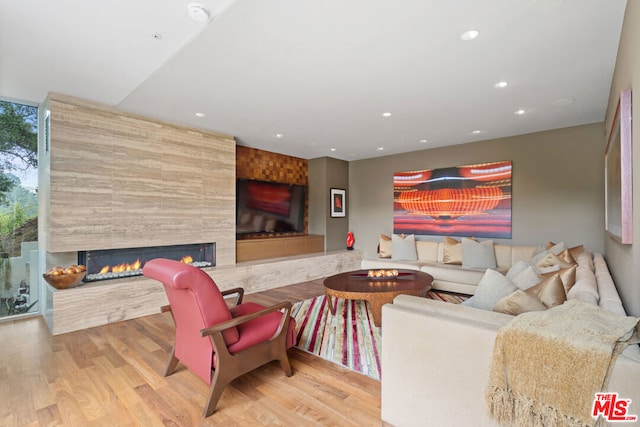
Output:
[381,295,640,427]
[381,297,506,426]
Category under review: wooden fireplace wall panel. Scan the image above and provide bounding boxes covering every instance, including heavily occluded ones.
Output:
[236,235,325,262]
[44,94,236,266]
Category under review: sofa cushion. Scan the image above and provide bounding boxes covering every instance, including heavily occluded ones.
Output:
[568,265,599,306]
[379,233,392,258]
[392,234,418,261]
[362,258,421,271]
[420,263,486,286]
[493,290,547,315]
[416,240,439,262]
[494,245,513,270]
[460,269,517,311]
[576,251,594,272]
[443,236,463,265]
[511,246,536,266]
[461,238,497,269]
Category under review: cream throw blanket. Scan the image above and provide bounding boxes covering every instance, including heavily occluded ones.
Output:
[487,300,639,427]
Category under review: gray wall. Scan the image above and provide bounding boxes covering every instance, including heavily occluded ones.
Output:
[604,0,640,316]
[309,157,350,251]
[349,123,605,260]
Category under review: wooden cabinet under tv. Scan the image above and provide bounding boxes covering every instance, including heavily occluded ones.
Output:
[236,234,325,262]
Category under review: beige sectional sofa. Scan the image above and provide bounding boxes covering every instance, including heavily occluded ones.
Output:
[379,248,640,426]
[361,236,539,294]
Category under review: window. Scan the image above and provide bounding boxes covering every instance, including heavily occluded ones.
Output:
[0,98,39,318]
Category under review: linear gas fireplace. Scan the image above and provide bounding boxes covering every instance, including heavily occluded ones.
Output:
[78,243,215,282]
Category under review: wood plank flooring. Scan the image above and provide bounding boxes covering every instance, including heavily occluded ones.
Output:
[0,279,381,426]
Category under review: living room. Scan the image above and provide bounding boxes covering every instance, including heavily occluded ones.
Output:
[2,1,640,426]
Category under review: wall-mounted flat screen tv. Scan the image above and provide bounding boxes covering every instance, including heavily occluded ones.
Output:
[236,178,306,235]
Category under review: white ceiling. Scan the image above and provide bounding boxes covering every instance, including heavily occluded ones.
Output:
[0,0,627,161]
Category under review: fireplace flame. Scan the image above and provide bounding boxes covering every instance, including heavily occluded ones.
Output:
[181,255,193,264]
[98,258,142,275]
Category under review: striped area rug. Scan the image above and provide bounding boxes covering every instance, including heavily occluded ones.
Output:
[291,290,468,381]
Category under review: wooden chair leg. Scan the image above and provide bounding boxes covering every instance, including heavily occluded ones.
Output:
[164,346,180,377]
[203,367,233,417]
[280,359,293,377]
[279,351,293,377]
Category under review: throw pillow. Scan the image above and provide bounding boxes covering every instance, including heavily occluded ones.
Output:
[461,238,497,269]
[416,240,439,262]
[555,248,576,265]
[511,266,542,291]
[379,234,392,258]
[545,241,566,255]
[460,269,517,311]
[391,234,417,261]
[493,290,547,315]
[568,244,584,261]
[506,260,530,280]
[525,273,566,308]
[534,252,572,274]
[443,236,463,265]
[542,265,577,294]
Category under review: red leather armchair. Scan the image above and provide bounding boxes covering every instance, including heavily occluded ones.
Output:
[142,258,296,417]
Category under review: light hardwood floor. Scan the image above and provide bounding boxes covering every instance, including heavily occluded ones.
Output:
[0,279,381,426]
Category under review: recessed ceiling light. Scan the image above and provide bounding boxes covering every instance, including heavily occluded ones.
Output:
[460,30,480,41]
[553,97,575,106]
[514,109,526,115]
[275,133,283,138]
[382,112,392,117]
[187,3,210,22]
[494,81,508,89]
[471,130,483,134]
[195,112,206,117]
[377,147,384,151]
[419,139,428,143]
[330,148,337,152]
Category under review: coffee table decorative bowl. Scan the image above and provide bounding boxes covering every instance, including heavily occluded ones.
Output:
[323,269,433,327]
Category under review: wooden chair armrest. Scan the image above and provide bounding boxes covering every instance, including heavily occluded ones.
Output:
[200,301,292,337]
[221,287,244,306]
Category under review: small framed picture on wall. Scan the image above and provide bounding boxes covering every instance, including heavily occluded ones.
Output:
[330,188,346,218]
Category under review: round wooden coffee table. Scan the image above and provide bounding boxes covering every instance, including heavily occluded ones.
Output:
[323,269,433,327]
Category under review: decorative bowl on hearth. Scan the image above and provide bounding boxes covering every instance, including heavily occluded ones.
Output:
[43,265,87,290]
